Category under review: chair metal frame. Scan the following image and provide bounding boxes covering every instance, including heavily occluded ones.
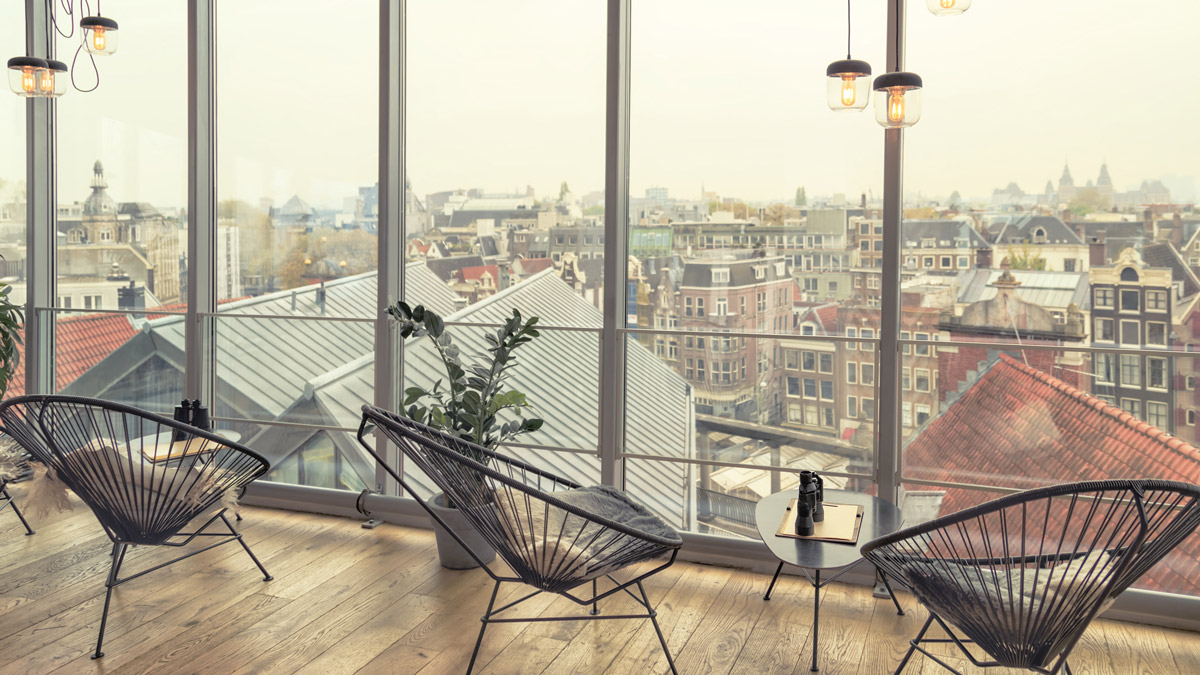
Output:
[0,395,274,659]
[0,477,34,535]
[356,404,684,674]
[862,479,1200,675]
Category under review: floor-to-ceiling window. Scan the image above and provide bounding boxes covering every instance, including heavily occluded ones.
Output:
[213,0,379,491]
[901,1,1200,598]
[623,0,888,536]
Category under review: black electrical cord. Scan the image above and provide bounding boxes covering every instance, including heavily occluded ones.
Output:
[846,0,852,60]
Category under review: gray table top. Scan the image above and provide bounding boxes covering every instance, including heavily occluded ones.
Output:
[755,488,903,571]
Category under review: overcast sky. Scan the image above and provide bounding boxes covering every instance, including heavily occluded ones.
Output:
[2,1,1197,210]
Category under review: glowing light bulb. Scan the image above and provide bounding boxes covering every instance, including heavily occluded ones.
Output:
[940,0,955,8]
[38,69,54,93]
[887,91,906,123]
[91,28,107,52]
[21,67,36,93]
[840,75,858,107]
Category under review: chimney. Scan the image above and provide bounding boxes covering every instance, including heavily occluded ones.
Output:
[1143,208,1154,239]
[1061,208,1072,223]
[316,282,327,315]
[977,247,993,269]
[117,280,146,311]
[1089,234,1106,267]
[1171,213,1184,246]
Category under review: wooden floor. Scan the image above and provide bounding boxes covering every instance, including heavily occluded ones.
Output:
[1,489,1198,675]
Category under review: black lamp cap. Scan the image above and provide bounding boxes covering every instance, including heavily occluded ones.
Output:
[7,56,49,70]
[873,71,923,91]
[827,59,872,77]
[81,16,119,30]
[46,59,68,72]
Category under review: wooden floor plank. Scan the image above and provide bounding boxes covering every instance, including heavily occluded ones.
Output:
[0,506,1193,675]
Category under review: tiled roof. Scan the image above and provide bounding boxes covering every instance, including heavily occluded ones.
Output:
[903,353,1200,594]
[456,265,500,284]
[7,312,138,397]
[514,258,554,275]
[1141,242,1200,298]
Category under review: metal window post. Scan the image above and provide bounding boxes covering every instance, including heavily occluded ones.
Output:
[875,0,906,505]
[375,0,405,496]
[186,0,216,404]
[601,0,632,488]
[24,0,55,395]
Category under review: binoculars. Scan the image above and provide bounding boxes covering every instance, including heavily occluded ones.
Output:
[795,470,825,536]
[173,399,210,441]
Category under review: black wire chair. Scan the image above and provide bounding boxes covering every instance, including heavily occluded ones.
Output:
[356,404,684,674]
[862,479,1200,675]
[0,395,273,659]
[0,476,35,536]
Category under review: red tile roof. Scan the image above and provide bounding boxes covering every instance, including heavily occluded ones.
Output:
[516,258,554,275]
[456,265,500,284]
[7,312,137,398]
[904,353,1200,594]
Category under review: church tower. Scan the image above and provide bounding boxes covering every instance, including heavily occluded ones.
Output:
[1097,162,1114,200]
[1058,163,1076,204]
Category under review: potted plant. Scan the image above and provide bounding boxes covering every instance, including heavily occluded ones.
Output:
[0,281,23,399]
[386,300,543,569]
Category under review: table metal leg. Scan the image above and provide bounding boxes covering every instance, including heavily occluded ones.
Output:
[879,570,905,616]
[763,561,785,600]
[811,568,820,672]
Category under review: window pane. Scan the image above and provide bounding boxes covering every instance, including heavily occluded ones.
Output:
[54,3,187,311]
[218,0,377,304]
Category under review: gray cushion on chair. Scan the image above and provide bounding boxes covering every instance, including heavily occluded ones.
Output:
[556,485,682,545]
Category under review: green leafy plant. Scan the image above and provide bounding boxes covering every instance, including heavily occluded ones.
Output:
[386,301,544,462]
[0,283,23,400]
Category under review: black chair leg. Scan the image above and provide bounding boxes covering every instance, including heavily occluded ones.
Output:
[93,543,128,659]
[221,513,272,581]
[590,578,599,615]
[895,613,935,675]
[2,487,34,535]
[763,561,785,600]
[637,580,678,675]
[879,570,904,616]
[467,580,502,675]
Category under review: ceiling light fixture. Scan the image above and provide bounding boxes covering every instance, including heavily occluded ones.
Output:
[826,0,871,112]
[7,56,48,97]
[873,0,923,128]
[80,15,119,56]
[8,0,120,97]
[927,0,972,17]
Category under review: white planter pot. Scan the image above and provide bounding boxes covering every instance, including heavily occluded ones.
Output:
[428,492,497,570]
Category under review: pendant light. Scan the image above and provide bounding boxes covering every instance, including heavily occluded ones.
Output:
[7,57,48,97]
[40,59,69,98]
[927,0,972,17]
[826,0,871,112]
[80,15,119,56]
[873,0,923,128]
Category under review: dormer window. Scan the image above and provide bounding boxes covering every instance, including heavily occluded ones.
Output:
[1033,228,1047,244]
[1120,267,1139,282]
[775,261,786,276]
[712,267,730,284]
[754,265,766,280]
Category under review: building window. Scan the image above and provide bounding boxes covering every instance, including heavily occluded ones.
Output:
[1188,410,1196,426]
[902,402,913,427]
[1146,290,1167,311]
[1120,267,1139,282]
[696,298,705,317]
[847,362,858,384]
[1146,322,1167,346]
[712,268,730,283]
[900,330,911,355]
[803,378,817,399]
[819,353,833,374]
[915,404,931,426]
[1120,320,1140,345]
[697,359,706,381]
[1094,318,1114,342]
[1093,353,1115,384]
[739,297,746,314]
[685,358,693,379]
[1064,259,1076,272]
[940,256,952,268]
[958,256,969,269]
[828,281,838,292]
[787,377,800,397]
[684,297,693,317]
[822,407,834,428]
[1120,354,1141,387]
[1121,398,1141,418]
[914,333,930,356]
[716,298,727,316]
[846,327,857,350]
[785,350,799,370]
[804,405,819,426]
[915,368,931,392]
[902,367,911,390]
[1147,357,1167,389]
[820,380,833,401]
[1120,289,1140,312]
[847,396,858,418]
[1094,288,1114,308]
[923,256,934,268]
[863,398,875,420]
[802,351,816,371]
[757,292,767,311]
[862,363,876,386]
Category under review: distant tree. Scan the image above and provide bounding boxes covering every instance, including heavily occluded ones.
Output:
[904,207,938,219]
[584,205,605,216]
[794,187,807,207]
[764,203,800,226]
[1007,243,1047,271]
[276,242,309,289]
[1069,187,1110,216]
[949,190,962,208]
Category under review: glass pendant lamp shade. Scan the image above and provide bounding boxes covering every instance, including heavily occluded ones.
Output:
[40,59,68,97]
[7,56,49,97]
[826,59,872,111]
[81,16,119,56]
[927,0,972,16]
[873,71,923,128]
